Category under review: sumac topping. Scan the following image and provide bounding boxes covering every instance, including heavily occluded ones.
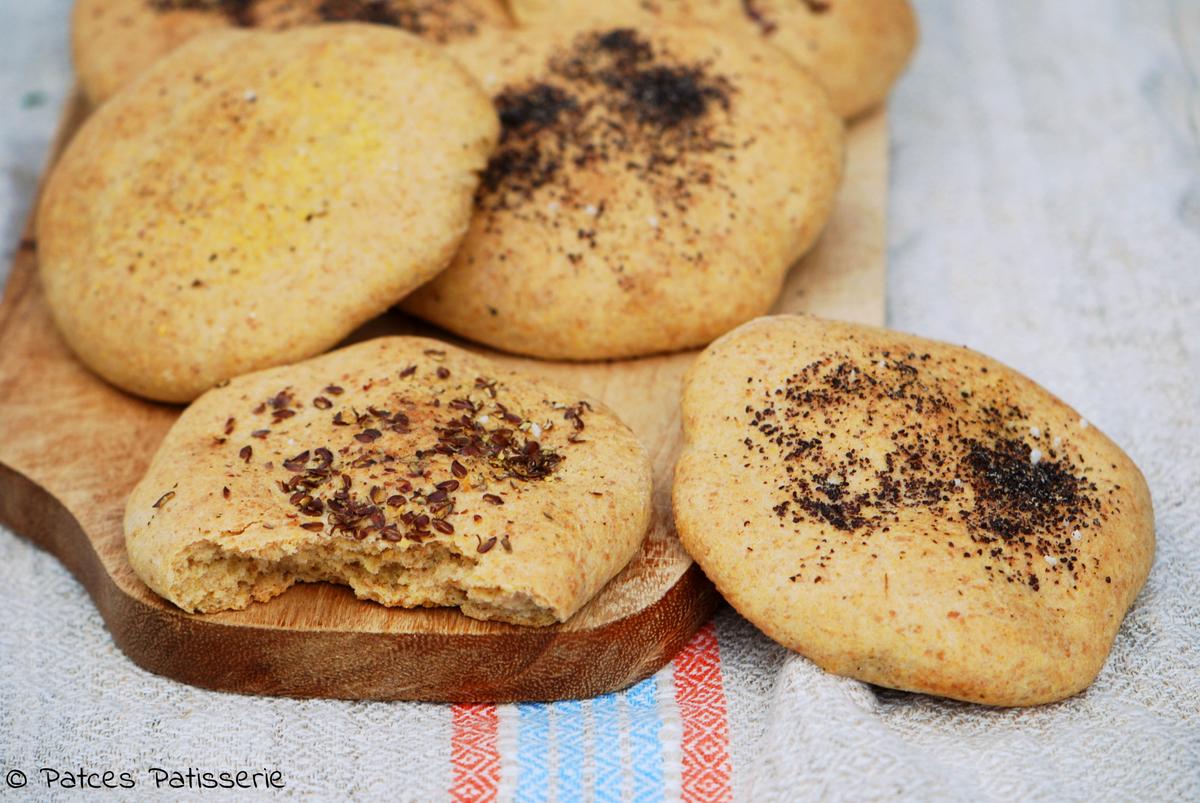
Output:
[746,349,1102,590]
[149,0,252,26]
[478,29,735,213]
[317,0,402,26]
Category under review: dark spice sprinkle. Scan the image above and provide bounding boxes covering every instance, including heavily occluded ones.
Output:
[313,396,333,410]
[239,445,253,462]
[741,0,778,35]
[477,536,498,554]
[479,28,735,214]
[325,385,345,395]
[497,83,578,134]
[432,519,455,534]
[222,486,231,500]
[251,429,270,438]
[223,417,236,435]
[153,490,175,509]
[437,366,451,380]
[451,460,468,478]
[300,521,325,532]
[501,535,512,552]
[747,350,1104,589]
[150,0,253,26]
[483,493,504,505]
[316,0,402,26]
[400,365,418,378]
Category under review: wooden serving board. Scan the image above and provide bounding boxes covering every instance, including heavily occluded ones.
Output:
[0,94,887,702]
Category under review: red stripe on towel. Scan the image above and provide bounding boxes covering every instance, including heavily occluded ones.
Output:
[673,621,733,802]
[450,703,500,802]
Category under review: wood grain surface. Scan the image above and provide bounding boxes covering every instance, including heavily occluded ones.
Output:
[0,93,886,702]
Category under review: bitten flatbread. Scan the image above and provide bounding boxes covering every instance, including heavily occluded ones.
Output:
[125,337,653,626]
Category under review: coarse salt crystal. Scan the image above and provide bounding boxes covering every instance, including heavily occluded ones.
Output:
[953,478,963,488]
[828,475,842,485]
[546,201,560,214]
[244,89,257,102]
[1030,426,1041,438]
[1044,555,1058,566]
[1079,418,1089,429]
[1072,529,1082,542]
[584,204,599,216]
[530,423,542,438]
[647,215,659,228]
[1053,436,1062,447]
[1030,448,1043,465]
[477,414,490,424]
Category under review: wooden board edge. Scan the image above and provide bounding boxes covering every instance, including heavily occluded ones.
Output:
[0,460,720,702]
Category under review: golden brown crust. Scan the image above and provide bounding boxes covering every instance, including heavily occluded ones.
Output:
[508,0,918,118]
[673,315,1154,705]
[40,25,499,402]
[124,336,653,625]
[403,25,844,360]
[73,0,514,105]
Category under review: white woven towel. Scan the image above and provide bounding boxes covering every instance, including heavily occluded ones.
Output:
[2,1,1198,800]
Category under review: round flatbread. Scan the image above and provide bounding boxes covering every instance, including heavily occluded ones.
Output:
[39,24,498,402]
[509,0,917,118]
[673,315,1154,705]
[403,25,844,360]
[125,336,653,625]
[73,0,513,105]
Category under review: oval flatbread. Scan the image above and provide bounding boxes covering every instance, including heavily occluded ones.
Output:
[509,0,918,118]
[39,25,498,402]
[73,0,513,105]
[403,25,844,360]
[673,315,1154,705]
